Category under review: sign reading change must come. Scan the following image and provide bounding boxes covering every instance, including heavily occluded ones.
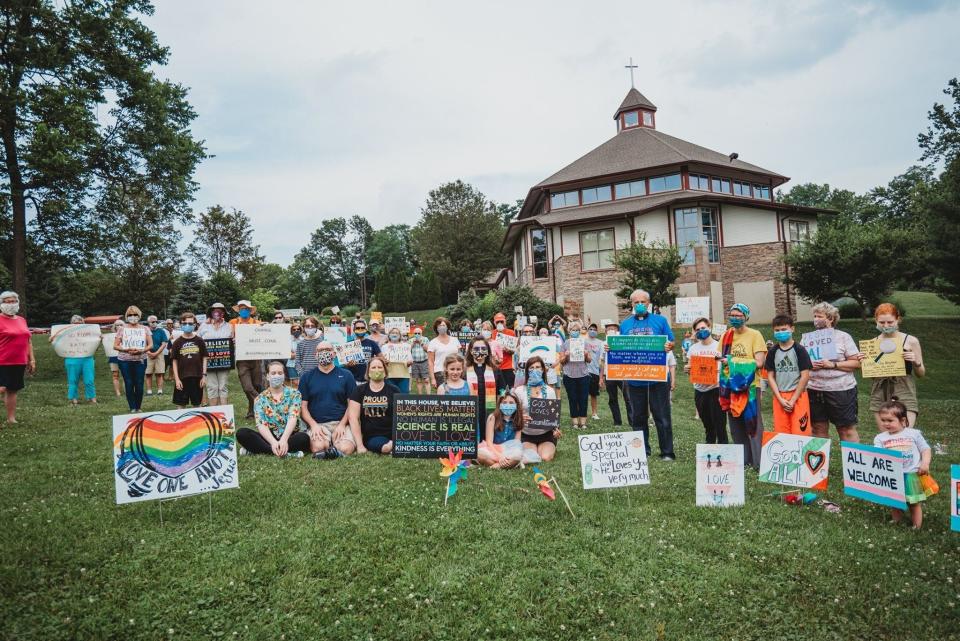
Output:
[392,395,478,458]
[234,323,290,360]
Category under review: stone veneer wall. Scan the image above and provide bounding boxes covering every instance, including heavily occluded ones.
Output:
[553,255,626,318]
[719,241,791,314]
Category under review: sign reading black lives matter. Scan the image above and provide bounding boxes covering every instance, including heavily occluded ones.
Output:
[392,394,478,458]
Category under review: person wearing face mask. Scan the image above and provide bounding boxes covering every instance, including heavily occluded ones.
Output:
[718,302,767,469]
[558,320,593,429]
[479,321,504,366]
[683,317,726,443]
[171,312,208,409]
[298,341,357,459]
[599,320,628,426]
[163,319,177,383]
[113,305,153,413]
[346,320,381,384]
[368,320,388,346]
[197,302,234,407]
[477,391,525,468]
[805,302,862,442]
[427,317,461,387]
[764,315,813,435]
[107,319,125,397]
[347,355,400,455]
[465,337,506,443]
[514,324,537,386]
[0,291,35,423]
[617,289,676,461]
[236,361,311,457]
[287,323,303,386]
[408,326,432,393]
[860,302,925,430]
[585,323,605,420]
[295,317,325,377]
[53,314,97,405]
[490,312,517,388]
[230,300,263,419]
[514,356,560,462]
[382,327,412,393]
[144,315,169,397]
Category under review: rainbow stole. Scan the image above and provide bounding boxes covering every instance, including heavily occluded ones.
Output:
[466,367,497,411]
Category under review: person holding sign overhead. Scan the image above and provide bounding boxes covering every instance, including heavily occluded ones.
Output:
[861,303,925,430]
[719,303,766,469]
[0,291,35,423]
[114,305,153,413]
[684,317,726,444]
[617,289,676,461]
[806,302,862,443]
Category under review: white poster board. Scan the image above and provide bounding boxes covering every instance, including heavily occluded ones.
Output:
[568,337,585,362]
[674,297,711,325]
[800,329,838,362]
[696,444,745,507]
[112,405,238,505]
[711,323,727,338]
[234,323,290,360]
[335,340,366,365]
[382,342,412,363]
[50,324,102,358]
[101,333,118,358]
[278,308,304,318]
[495,332,518,352]
[325,326,348,345]
[840,441,907,510]
[384,317,410,334]
[758,433,831,490]
[518,337,557,366]
[578,431,650,489]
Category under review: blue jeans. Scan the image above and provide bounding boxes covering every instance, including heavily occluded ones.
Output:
[65,356,96,400]
[562,374,591,418]
[627,382,674,457]
[364,435,392,454]
[117,360,147,411]
[387,378,410,394]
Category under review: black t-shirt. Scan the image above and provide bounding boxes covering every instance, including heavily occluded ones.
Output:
[346,338,382,383]
[350,381,399,439]
[171,335,208,379]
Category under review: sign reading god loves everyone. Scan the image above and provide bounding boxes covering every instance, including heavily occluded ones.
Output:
[759,433,831,490]
[696,444,744,507]
[50,324,102,358]
[578,431,650,489]
[527,398,561,432]
[604,335,668,382]
[234,323,290,360]
[112,405,238,504]
[392,395,478,458]
[840,441,907,510]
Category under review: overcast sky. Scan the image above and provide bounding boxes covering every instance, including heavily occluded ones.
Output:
[145,0,960,266]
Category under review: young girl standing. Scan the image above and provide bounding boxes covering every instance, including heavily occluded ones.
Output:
[477,392,524,469]
[684,317,726,444]
[873,398,932,529]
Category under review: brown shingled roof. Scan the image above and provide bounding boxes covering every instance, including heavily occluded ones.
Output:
[615,88,657,117]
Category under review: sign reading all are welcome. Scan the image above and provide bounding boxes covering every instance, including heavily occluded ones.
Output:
[604,335,668,382]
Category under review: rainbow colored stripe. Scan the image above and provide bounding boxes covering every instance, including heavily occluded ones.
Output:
[114,411,233,478]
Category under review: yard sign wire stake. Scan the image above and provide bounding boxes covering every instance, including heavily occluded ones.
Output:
[157,493,215,527]
[549,477,576,519]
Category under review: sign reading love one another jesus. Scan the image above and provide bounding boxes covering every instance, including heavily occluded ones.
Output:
[759,432,830,490]
[604,335,668,382]
[112,405,238,504]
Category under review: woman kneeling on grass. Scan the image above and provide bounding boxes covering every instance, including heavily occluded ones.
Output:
[236,361,311,457]
[514,356,560,462]
[477,391,524,469]
[348,356,400,454]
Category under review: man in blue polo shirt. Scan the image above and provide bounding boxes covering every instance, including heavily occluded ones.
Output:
[618,289,676,461]
[299,341,357,459]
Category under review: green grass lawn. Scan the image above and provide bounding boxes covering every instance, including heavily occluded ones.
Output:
[2,316,959,641]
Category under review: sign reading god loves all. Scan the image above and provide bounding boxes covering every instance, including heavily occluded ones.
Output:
[840,441,906,510]
[234,323,290,360]
[112,405,238,504]
[759,432,831,490]
[392,395,478,458]
[527,398,561,432]
[604,335,668,382]
[50,324,102,358]
[578,431,650,489]
[696,444,744,507]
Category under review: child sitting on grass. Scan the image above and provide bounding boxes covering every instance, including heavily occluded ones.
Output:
[873,398,932,530]
[477,391,524,469]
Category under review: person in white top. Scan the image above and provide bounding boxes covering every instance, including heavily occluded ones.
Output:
[805,302,863,443]
[873,398,931,529]
[683,317,726,444]
[427,316,462,388]
[197,302,234,406]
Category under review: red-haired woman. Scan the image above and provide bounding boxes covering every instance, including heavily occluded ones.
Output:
[861,303,925,429]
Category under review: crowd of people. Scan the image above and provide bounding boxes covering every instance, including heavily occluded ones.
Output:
[0,289,933,527]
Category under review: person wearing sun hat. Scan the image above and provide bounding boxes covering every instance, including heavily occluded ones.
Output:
[491,311,517,389]
[198,302,234,407]
[230,299,263,419]
[718,302,767,469]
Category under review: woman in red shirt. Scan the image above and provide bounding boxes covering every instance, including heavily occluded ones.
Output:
[0,291,36,424]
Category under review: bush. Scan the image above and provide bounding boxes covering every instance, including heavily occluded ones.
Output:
[341,304,360,318]
[832,296,907,320]
[447,285,562,325]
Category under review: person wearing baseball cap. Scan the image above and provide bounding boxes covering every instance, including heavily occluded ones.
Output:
[491,312,517,388]
[720,302,767,469]
[230,300,263,419]
[198,302,234,407]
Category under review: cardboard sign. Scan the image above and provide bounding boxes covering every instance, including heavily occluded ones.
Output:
[370,312,384,325]
[385,316,410,334]
[604,335,668,382]
[711,323,727,338]
[518,337,557,366]
[568,337,585,362]
[50,324,102,358]
[841,441,907,510]
[578,431,650,489]
[759,432,831,490]
[392,395,478,458]
[382,342,412,363]
[801,329,838,362]
[325,326,348,345]
[527,398,561,432]
[952,464,960,533]
[234,323,289,360]
[118,326,149,353]
[495,332,518,352]
[859,337,906,378]
[195,314,207,323]
[204,338,234,371]
[101,333,119,358]
[112,405,238,505]
[674,297,711,325]
[689,354,719,386]
[696,444,744,507]
[517,316,529,329]
[335,340,366,366]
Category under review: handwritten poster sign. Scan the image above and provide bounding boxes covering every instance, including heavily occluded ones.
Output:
[527,398,561,432]
[578,431,650,489]
[495,332,518,352]
[335,340,366,366]
[325,326,348,345]
[112,405,238,505]
[840,441,906,510]
[518,337,557,366]
[801,329,838,362]
[859,338,906,378]
[385,317,410,334]
[234,323,290,360]
[674,297,711,325]
[951,464,960,533]
[392,395,478,458]
[101,333,119,358]
[759,432,830,490]
[369,312,383,325]
[711,323,727,338]
[204,338,234,371]
[568,337,585,362]
[604,335,668,382]
[382,342,412,363]
[689,355,719,386]
[50,324,102,358]
[696,444,744,507]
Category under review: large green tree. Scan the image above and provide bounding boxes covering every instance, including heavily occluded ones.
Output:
[367,224,415,276]
[410,180,507,304]
[0,0,205,303]
[612,232,683,311]
[187,205,261,280]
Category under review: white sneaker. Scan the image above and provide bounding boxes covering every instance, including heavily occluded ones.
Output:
[238,447,249,456]
[591,414,601,420]
[145,391,153,396]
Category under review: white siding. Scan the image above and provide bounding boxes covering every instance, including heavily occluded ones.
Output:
[733,280,776,324]
[710,281,724,323]
[559,220,631,257]
[781,214,819,241]
[722,205,778,246]
[634,208,670,244]
[583,289,620,327]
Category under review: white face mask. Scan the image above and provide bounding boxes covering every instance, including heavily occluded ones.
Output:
[267,374,285,388]
[126,315,140,324]
[1,303,19,316]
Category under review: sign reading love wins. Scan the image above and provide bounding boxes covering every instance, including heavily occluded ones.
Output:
[50,324,102,358]
[759,432,830,490]
[112,405,239,505]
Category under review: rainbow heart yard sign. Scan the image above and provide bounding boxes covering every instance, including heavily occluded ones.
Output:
[112,405,239,505]
[759,432,830,490]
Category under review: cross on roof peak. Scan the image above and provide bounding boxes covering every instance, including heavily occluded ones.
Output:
[624,57,638,89]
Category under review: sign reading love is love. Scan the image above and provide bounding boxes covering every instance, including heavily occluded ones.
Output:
[112,405,238,505]
[759,432,830,490]
[50,324,102,358]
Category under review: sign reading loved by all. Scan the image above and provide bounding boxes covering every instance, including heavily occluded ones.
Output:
[392,395,478,458]
[840,441,906,510]
[759,432,831,490]
[800,329,838,362]
[234,323,290,360]
[604,335,668,382]
[696,444,744,507]
[578,431,650,489]
[112,405,238,505]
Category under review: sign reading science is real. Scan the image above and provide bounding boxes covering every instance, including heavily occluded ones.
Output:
[604,335,668,382]
[392,395,478,458]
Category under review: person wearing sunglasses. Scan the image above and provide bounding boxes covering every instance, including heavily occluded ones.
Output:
[465,336,506,445]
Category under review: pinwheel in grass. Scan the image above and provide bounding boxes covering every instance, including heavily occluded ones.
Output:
[533,467,555,500]
[439,449,470,499]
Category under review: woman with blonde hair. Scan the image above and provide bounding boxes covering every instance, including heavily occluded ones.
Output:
[806,301,863,442]
[113,305,153,412]
[347,355,400,454]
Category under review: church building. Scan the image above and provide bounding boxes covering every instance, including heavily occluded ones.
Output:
[501,86,831,324]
